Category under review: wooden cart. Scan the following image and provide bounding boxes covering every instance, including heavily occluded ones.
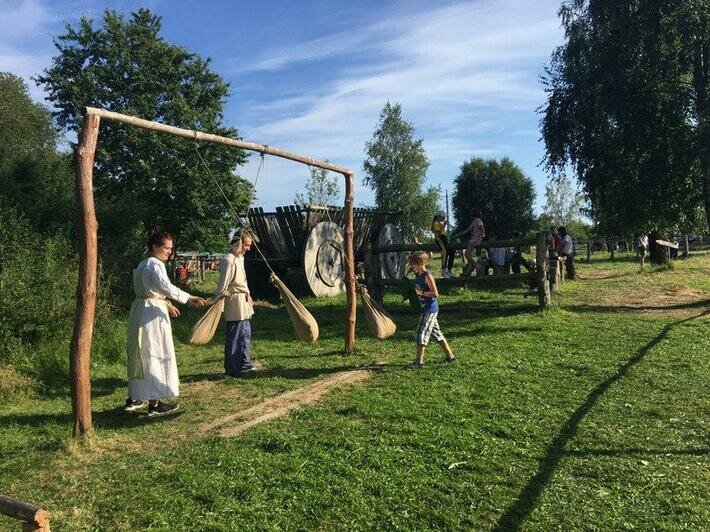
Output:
[245,204,405,298]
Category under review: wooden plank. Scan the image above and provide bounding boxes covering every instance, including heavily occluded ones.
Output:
[379,272,533,286]
[373,235,537,254]
[655,239,679,249]
[275,207,296,256]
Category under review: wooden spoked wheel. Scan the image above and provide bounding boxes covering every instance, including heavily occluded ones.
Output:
[377,223,406,280]
[303,221,345,296]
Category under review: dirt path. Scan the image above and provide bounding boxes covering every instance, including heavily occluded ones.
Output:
[200,366,377,437]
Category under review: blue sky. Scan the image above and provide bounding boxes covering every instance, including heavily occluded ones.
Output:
[1,0,565,212]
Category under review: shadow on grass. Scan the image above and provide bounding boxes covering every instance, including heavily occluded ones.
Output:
[33,376,126,400]
[566,299,710,314]
[565,447,709,457]
[493,309,710,532]
[0,405,181,432]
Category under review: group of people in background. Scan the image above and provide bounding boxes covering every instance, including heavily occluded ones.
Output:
[431,212,575,280]
[124,230,257,417]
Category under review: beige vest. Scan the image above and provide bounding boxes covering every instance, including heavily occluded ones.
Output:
[216,253,254,321]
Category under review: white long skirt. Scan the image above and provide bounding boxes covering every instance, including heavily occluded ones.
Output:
[127,299,180,401]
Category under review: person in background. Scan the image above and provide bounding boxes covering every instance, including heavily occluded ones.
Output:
[549,227,562,257]
[431,210,456,278]
[454,212,485,277]
[558,226,576,280]
[125,230,205,416]
[638,234,649,267]
[175,262,190,286]
[489,233,507,275]
[217,232,256,378]
[408,251,455,369]
[510,231,533,274]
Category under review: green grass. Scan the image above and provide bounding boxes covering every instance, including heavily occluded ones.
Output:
[1,253,708,530]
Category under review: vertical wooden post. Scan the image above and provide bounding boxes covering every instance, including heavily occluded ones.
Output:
[70,112,101,439]
[536,232,551,310]
[343,172,357,353]
[587,240,591,263]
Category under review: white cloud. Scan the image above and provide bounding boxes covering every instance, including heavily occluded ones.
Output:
[0,0,55,38]
[231,1,563,209]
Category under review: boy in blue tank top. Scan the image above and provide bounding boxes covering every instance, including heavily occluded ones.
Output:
[409,251,455,369]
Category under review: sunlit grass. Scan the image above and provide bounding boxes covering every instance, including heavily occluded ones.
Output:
[1,253,708,530]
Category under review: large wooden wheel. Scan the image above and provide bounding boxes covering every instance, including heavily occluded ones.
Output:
[303,221,345,296]
[377,223,406,280]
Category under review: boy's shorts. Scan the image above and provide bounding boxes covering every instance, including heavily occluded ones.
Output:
[415,312,445,346]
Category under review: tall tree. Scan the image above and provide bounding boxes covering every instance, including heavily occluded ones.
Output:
[363,101,439,239]
[0,73,74,233]
[540,0,709,237]
[543,174,585,226]
[452,157,535,237]
[36,9,252,259]
[294,164,340,206]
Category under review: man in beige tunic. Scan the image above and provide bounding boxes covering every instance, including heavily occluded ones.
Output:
[217,232,255,377]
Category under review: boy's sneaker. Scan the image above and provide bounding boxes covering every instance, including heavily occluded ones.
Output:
[442,270,453,278]
[444,354,456,363]
[409,361,423,370]
[123,398,145,411]
[147,401,180,417]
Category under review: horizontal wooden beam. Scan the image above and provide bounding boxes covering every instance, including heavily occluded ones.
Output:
[379,272,534,286]
[373,236,537,254]
[0,495,49,527]
[84,107,353,176]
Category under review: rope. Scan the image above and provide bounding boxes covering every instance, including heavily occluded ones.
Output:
[192,143,275,275]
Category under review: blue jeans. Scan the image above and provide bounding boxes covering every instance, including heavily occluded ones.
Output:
[224,320,253,376]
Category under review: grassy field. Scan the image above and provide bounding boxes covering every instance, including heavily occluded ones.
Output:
[1,252,708,530]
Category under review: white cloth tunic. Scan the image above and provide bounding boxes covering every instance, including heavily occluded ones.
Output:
[216,253,254,322]
[127,257,190,401]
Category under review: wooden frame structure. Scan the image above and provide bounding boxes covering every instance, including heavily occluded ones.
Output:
[365,232,553,310]
[71,107,357,438]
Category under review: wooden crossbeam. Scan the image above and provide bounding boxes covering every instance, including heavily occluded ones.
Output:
[373,235,537,254]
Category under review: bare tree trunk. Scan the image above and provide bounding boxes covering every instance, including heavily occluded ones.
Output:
[70,113,101,439]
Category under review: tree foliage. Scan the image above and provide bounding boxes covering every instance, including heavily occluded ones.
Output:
[543,174,585,226]
[540,0,709,236]
[363,101,439,239]
[294,165,340,206]
[452,157,535,237]
[0,73,74,233]
[35,9,253,257]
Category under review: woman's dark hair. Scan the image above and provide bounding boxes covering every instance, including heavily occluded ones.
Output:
[147,229,173,250]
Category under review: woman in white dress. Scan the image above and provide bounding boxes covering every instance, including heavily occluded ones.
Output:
[126,230,205,416]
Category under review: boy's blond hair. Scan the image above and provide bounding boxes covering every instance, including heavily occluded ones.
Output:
[408,250,429,267]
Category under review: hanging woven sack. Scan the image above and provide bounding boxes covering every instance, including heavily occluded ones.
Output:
[270,274,319,343]
[188,296,225,345]
[357,284,396,339]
